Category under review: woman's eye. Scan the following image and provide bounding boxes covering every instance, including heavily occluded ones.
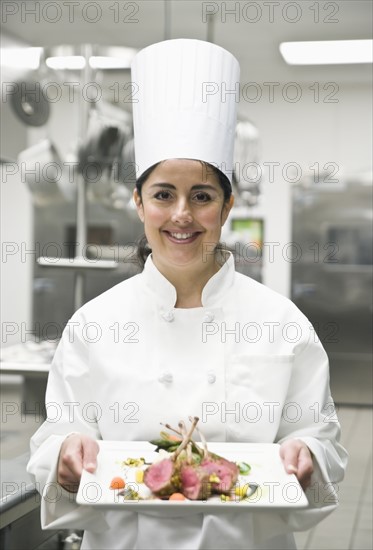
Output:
[154,190,172,200]
[193,192,211,202]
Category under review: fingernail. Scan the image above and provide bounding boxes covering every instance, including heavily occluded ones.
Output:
[85,462,95,470]
[287,465,297,473]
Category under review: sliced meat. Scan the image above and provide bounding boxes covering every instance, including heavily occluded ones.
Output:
[180,464,211,500]
[143,458,180,497]
[201,455,239,494]
[145,417,241,500]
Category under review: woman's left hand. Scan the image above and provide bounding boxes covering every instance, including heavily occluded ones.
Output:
[280,439,314,490]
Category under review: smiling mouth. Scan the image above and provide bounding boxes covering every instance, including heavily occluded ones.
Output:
[164,231,200,243]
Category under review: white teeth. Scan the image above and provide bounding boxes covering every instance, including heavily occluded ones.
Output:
[169,232,194,240]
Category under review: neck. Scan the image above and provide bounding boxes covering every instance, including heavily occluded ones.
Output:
[152,257,220,308]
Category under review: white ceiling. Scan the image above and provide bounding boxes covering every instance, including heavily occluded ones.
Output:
[2,0,372,86]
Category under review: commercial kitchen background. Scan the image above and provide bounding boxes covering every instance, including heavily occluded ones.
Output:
[0,1,372,549]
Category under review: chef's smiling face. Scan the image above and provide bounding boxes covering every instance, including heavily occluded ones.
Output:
[134,159,233,274]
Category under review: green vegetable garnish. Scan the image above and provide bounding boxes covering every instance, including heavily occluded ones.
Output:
[122,457,145,467]
[119,487,141,500]
[237,461,251,475]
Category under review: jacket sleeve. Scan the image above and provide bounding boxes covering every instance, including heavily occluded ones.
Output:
[26,313,109,531]
[275,312,348,531]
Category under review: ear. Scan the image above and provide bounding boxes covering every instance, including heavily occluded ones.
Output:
[221,195,234,226]
[133,188,145,223]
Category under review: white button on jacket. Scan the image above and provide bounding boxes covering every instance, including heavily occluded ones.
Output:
[203,311,215,322]
[207,371,216,384]
[160,310,174,322]
[158,372,173,384]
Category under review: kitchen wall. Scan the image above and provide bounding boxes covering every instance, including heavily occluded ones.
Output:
[1,105,33,347]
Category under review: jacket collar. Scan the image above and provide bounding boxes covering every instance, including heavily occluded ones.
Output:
[142,253,235,309]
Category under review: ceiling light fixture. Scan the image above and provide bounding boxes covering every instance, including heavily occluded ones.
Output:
[0,47,42,69]
[90,46,137,69]
[45,56,86,70]
[280,39,372,65]
[45,47,137,70]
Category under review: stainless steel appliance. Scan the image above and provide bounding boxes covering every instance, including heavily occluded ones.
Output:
[33,201,143,340]
[291,174,372,406]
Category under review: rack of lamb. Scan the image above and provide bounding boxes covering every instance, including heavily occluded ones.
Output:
[143,417,239,500]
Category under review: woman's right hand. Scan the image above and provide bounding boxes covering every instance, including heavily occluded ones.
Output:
[57,433,99,493]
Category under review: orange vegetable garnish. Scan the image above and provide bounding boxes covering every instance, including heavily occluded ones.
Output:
[168,435,182,441]
[169,492,186,501]
[109,476,126,490]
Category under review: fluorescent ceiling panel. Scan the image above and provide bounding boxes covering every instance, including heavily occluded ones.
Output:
[280,39,373,65]
[45,47,137,70]
[46,56,85,70]
[0,47,42,69]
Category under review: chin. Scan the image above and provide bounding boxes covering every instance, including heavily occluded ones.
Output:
[165,251,202,266]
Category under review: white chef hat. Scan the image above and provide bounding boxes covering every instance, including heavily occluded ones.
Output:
[131,39,240,183]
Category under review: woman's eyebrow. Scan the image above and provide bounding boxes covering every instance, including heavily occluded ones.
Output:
[149,183,176,189]
[191,184,217,191]
[149,183,217,191]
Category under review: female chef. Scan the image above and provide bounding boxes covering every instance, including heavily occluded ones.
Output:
[27,39,347,550]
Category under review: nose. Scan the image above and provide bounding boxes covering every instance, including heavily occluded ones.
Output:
[170,198,193,225]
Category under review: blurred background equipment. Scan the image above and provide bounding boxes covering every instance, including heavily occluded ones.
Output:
[10,78,50,127]
[233,119,261,207]
[291,173,373,406]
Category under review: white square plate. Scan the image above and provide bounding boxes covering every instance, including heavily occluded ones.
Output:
[76,441,308,512]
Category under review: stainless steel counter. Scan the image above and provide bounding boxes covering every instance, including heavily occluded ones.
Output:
[0,453,60,549]
[0,362,50,417]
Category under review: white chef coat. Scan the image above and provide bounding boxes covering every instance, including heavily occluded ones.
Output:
[27,253,348,550]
